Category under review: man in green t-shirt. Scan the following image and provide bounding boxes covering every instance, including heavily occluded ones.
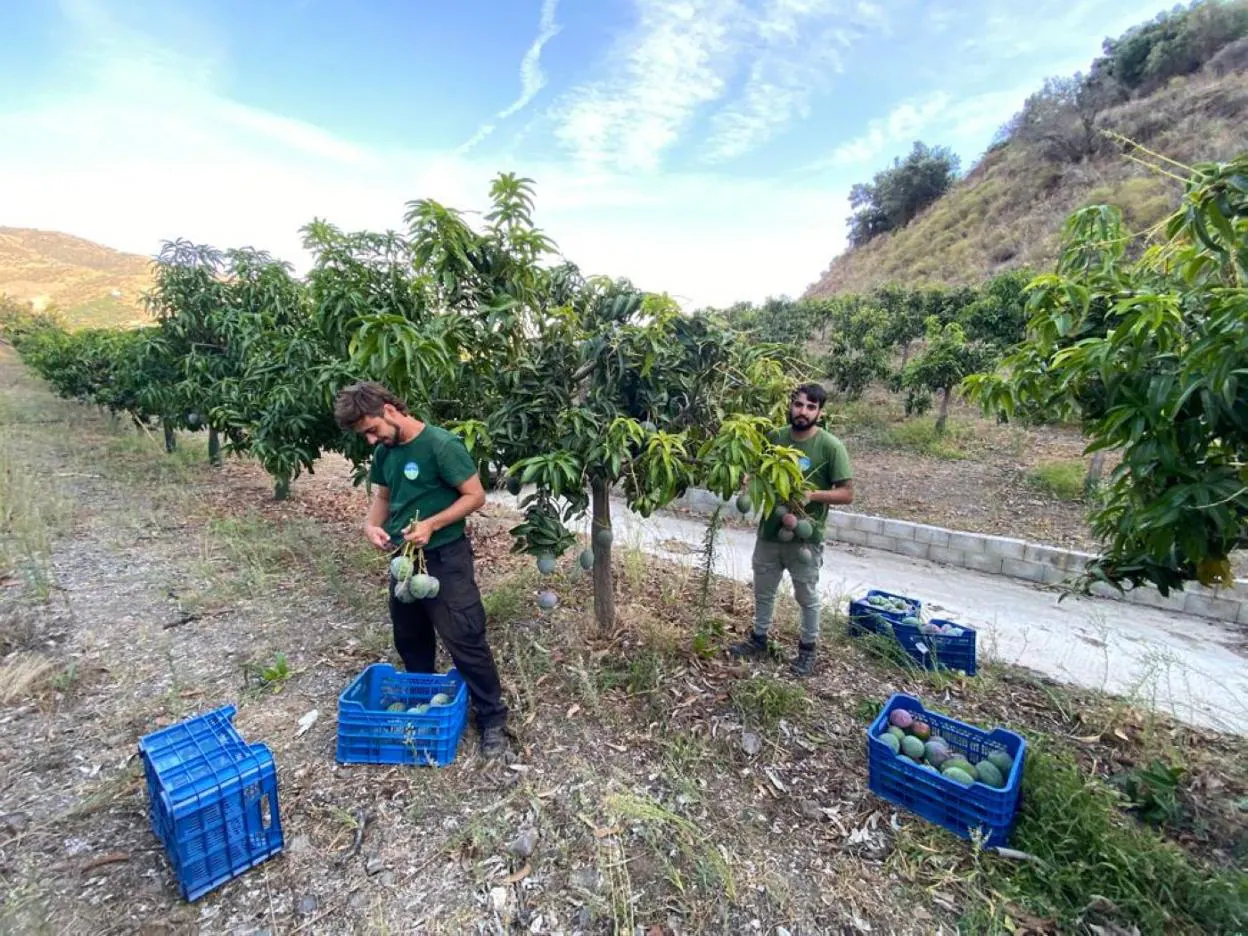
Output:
[334,381,510,758]
[730,383,853,676]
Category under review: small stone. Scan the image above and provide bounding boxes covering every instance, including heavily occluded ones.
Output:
[294,895,318,916]
[1,814,28,835]
[365,857,385,876]
[490,886,510,914]
[509,826,539,859]
[741,731,762,756]
[569,868,602,892]
[798,799,822,821]
[380,871,395,887]
[573,906,592,929]
[288,834,311,854]
[777,928,793,936]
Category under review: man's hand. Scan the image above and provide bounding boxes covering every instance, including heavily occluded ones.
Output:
[364,524,391,550]
[403,518,436,548]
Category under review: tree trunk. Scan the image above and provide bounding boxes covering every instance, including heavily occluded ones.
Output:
[936,386,951,434]
[1084,451,1106,498]
[900,342,912,368]
[163,423,176,453]
[274,477,291,501]
[208,428,221,467]
[591,477,615,635]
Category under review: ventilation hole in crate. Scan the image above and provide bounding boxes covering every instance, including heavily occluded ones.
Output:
[261,794,272,830]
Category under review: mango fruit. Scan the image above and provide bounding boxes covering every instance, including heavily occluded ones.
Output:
[887,726,906,742]
[986,750,1014,776]
[889,709,914,730]
[879,732,901,754]
[901,736,925,761]
[943,766,975,786]
[974,760,1006,789]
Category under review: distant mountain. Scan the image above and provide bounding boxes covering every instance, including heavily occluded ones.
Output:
[0,227,154,329]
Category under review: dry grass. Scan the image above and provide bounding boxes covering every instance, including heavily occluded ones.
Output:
[0,652,57,704]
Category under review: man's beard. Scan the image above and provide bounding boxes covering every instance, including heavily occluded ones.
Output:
[788,413,813,430]
[380,420,401,446]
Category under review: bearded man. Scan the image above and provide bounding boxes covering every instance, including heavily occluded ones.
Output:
[333,381,510,758]
[729,383,854,676]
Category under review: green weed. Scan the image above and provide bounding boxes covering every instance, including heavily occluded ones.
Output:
[896,739,1248,935]
[882,417,974,459]
[729,675,807,728]
[1026,459,1086,501]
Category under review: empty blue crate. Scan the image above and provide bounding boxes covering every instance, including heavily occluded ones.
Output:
[137,705,284,902]
[866,693,1026,848]
[336,663,469,767]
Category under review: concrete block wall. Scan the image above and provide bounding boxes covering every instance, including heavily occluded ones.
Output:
[666,488,1248,626]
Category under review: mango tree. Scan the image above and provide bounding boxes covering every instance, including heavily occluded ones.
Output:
[492,270,807,632]
[899,317,995,432]
[141,240,237,463]
[207,247,346,499]
[963,154,1248,597]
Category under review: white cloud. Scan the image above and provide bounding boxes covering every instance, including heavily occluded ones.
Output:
[459,0,562,153]
[554,0,892,170]
[824,93,953,168]
[702,0,855,162]
[552,0,745,172]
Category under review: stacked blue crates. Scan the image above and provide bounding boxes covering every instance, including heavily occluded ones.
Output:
[137,705,284,902]
[336,663,469,767]
[847,588,978,675]
[867,693,1026,847]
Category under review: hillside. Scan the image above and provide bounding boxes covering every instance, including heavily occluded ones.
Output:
[0,227,154,329]
[805,66,1248,298]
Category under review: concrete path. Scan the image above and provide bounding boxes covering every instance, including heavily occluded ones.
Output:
[487,492,1248,736]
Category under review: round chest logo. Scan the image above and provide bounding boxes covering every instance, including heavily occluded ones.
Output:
[799,456,811,471]
[403,461,420,481]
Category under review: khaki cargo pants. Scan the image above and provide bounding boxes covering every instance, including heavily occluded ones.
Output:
[752,537,824,645]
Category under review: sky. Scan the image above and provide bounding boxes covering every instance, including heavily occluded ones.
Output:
[0,0,1168,310]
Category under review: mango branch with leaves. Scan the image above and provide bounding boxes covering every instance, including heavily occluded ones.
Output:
[964,151,1248,598]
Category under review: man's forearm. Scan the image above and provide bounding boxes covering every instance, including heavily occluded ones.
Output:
[809,483,854,506]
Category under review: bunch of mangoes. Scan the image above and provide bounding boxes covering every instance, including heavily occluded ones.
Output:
[384,691,453,715]
[877,707,1013,789]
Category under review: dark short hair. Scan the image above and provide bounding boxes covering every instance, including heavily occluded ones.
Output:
[791,382,828,408]
[333,381,408,430]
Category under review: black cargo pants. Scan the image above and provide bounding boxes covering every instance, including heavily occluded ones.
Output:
[388,534,508,731]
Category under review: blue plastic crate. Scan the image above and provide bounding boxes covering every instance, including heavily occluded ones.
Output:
[866,693,1026,847]
[336,664,469,766]
[137,705,284,902]
[847,589,923,636]
[847,591,977,675]
[893,617,978,675]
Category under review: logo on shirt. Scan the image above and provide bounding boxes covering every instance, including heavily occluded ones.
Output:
[403,461,420,481]
[799,456,811,471]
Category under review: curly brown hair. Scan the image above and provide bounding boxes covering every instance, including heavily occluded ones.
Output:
[333,381,409,430]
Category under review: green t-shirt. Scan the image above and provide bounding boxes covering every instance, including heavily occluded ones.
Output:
[758,426,852,542]
[368,425,477,551]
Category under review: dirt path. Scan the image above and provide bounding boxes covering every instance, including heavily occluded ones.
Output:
[2,351,1244,936]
